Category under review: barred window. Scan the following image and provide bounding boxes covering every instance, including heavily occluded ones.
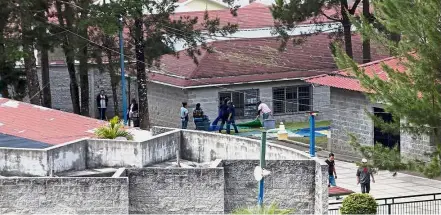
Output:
[272,86,312,114]
[219,89,259,117]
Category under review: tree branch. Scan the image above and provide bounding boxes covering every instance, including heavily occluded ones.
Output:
[321,10,342,22]
[349,0,362,15]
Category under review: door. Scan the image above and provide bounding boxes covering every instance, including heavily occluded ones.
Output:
[373,107,400,151]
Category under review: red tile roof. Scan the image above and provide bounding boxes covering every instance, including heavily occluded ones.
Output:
[0,98,105,146]
[150,34,389,87]
[305,56,406,92]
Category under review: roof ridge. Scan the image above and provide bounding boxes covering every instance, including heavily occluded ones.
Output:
[359,56,399,68]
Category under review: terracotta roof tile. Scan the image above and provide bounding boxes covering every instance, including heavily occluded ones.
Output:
[0,98,106,146]
[152,34,389,87]
[305,56,406,92]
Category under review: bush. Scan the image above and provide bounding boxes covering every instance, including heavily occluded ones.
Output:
[95,116,133,140]
[340,193,377,214]
[233,202,293,214]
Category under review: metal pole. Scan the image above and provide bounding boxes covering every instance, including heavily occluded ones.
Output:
[258,131,267,207]
[309,113,316,157]
[119,16,127,125]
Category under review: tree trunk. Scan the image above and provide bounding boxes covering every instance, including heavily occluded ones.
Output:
[41,48,52,107]
[107,49,120,117]
[341,1,354,59]
[56,2,81,114]
[135,18,150,130]
[78,0,90,116]
[21,13,42,105]
[362,0,371,63]
[78,30,89,116]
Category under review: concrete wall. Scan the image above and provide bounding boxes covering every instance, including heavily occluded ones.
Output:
[181,130,311,162]
[0,148,48,176]
[47,139,87,174]
[127,168,224,214]
[314,158,329,215]
[151,126,178,136]
[328,88,374,157]
[0,177,129,214]
[141,130,180,166]
[222,160,316,214]
[187,81,330,128]
[87,139,143,169]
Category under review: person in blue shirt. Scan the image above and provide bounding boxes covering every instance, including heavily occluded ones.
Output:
[218,98,230,133]
[226,101,239,134]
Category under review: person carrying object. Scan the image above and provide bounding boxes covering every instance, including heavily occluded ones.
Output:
[256,101,272,120]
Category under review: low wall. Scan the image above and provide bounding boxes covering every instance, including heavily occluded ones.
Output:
[181,130,311,162]
[141,130,180,166]
[0,148,48,176]
[47,139,88,174]
[222,160,316,214]
[127,168,224,214]
[151,126,178,136]
[87,139,143,168]
[0,177,129,214]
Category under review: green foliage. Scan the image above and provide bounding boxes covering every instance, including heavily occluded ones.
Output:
[95,116,133,140]
[233,202,293,215]
[340,193,378,215]
[334,0,441,178]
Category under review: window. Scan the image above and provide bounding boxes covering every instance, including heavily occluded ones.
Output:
[272,86,312,114]
[219,89,259,118]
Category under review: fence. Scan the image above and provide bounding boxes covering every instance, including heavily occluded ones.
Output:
[329,193,441,214]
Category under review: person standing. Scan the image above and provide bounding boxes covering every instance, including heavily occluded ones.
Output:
[226,101,239,134]
[128,98,139,127]
[180,102,189,129]
[212,98,230,126]
[357,158,375,193]
[193,103,204,129]
[96,90,108,120]
[256,101,272,120]
[218,98,230,133]
[325,153,337,187]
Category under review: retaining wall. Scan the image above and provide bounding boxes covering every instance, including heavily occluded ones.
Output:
[0,177,129,214]
[0,148,47,176]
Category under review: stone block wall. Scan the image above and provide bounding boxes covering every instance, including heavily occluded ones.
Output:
[0,177,129,214]
[329,88,374,157]
[222,160,316,214]
[181,129,311,162]
[400,131,435,161]
[127,168,224,214]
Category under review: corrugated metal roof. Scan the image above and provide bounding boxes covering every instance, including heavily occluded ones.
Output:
[0,133,51,149]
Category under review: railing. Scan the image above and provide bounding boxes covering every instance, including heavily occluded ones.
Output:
[329,193,441,214]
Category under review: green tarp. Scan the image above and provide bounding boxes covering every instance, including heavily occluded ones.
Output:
[236,119,262,128]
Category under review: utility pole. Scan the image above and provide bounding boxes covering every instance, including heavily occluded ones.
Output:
[308,111,319,157]
[119,16,127,125]
[258,131,267,207]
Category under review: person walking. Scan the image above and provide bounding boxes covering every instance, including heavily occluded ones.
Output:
[226,101,239,134]
[128,98,139,127]
[180,102,189,129]
[256,101,272,120]
[357,158,375,194]
[218,98,230,133]
[325,153,338,187]
[212,98,230,126]
[96,90,108,120]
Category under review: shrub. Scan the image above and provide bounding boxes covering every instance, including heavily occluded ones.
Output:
[232,202,293,214]
[340,193,378,214]
[95,116,133,140]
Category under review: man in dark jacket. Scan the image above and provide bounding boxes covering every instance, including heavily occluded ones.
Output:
[226,101,239,134]
[218,98,230,133]
[96,90,108,120]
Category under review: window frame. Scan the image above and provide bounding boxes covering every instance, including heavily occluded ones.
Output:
[218,89,260,118]
[272,85,312,115]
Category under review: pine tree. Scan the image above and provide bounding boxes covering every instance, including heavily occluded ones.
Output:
[334,0,441,177]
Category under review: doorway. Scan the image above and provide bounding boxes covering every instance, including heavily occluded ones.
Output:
[373,107,400,151]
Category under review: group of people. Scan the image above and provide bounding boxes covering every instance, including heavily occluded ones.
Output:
[96,90,139,127]
[326,153,375,197]
[179,98,273,133]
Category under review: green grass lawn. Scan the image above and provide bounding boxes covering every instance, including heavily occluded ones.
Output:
[284,120,331,130]
[288,136,328,149]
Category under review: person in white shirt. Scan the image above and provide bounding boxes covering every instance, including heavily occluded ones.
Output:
[96,90,108,120]
[180,102,189,129]
[256,101,272,120]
